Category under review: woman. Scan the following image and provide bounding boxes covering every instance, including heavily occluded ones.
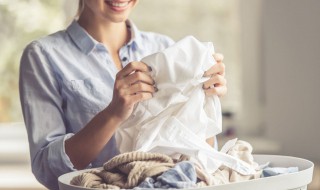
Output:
[19,0,227,189]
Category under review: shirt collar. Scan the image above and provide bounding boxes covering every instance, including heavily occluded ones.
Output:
[66,20,97,55]
[66,20,143,55]
[125,20,143,51]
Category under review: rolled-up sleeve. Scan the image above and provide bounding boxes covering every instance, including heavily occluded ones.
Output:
[19,42,75,189]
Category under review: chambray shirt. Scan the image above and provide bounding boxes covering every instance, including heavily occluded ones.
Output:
[19,20,174,189]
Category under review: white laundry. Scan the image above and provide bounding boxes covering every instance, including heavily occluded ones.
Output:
[115,36,256,175]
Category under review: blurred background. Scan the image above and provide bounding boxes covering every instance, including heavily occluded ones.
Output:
[0,0,319,189]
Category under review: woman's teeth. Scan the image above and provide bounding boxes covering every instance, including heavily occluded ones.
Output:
[109,1,129,7]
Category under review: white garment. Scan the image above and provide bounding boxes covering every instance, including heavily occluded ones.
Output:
[115,36,255,175]
[209,140,262,185]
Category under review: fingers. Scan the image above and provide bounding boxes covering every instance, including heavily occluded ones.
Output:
[204,53,225,77]
[203,62,225,77]
[204,86,227,97]
[110,62,155,121]
[115,61,154,90]
[203,73,227,97]
[121,82,158,95]
[131,92,153,103]
[122,71,155,87]
[114,61,157,107]
[202,74,227,89]
[116,61,151,79]
[203,53,227,97]
[213,53,224,62]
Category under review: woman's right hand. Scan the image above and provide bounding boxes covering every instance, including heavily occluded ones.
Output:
[66,62,155,169]
[107,61,157,123]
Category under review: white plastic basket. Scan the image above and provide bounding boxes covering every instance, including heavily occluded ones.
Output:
[58,155,314,190]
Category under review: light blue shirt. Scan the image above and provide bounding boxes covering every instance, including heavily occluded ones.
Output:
[19,20,174,189]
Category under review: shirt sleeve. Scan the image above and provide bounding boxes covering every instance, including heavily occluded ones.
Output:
[19,41,76,189]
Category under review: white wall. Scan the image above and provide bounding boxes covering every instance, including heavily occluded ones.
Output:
[262,0,320,161]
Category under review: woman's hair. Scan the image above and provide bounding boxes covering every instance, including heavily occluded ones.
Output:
[76,0,85,19]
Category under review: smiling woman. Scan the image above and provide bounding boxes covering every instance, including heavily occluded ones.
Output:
[18,0,229,189]
[1,0,238,190]
[2,1,320,190]
[0,0,241,124]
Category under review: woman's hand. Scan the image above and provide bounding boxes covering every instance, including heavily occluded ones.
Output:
[66,62,156,169]
[203,53,227,97]
[107,61,156,123]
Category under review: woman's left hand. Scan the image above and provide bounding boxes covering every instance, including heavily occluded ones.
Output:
[203,53,227,97]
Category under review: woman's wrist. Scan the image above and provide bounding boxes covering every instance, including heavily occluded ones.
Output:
[102,104,125,127]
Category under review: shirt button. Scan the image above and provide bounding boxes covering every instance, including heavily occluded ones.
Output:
[122,57,128,62]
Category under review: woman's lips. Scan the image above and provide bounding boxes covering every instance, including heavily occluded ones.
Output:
[104,0,132,12]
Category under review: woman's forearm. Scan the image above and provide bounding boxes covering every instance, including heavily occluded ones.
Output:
[65,106,122,170]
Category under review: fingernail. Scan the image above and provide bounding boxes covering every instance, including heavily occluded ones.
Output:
[148,66,152,72]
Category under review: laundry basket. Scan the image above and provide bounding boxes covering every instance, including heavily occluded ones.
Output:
[58,155,314,190]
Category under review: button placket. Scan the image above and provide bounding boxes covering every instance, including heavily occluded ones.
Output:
[119,46,130,66]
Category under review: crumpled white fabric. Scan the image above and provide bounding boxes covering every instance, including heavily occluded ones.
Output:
[115,36,256,175]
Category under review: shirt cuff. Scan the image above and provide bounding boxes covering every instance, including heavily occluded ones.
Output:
[48,133,76,175]
[61,133,77,170]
